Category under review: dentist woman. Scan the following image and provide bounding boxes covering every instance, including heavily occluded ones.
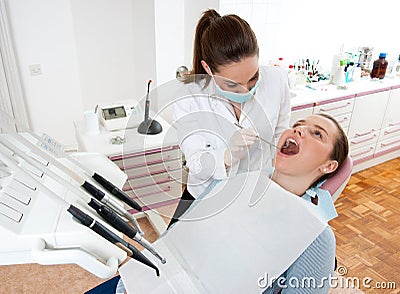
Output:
[169,9,291,225]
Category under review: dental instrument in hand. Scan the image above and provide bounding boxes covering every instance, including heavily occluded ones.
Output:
[234,123,278,148]
[0,149,160,276]
[0,111,142,213]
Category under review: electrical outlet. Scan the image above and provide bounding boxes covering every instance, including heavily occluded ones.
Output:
[29,64,42,76]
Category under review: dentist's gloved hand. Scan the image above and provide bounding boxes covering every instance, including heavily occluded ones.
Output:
[224,128,258,167]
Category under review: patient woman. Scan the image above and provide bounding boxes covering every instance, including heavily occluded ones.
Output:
[264,113,349,293]
[116,113,348,293]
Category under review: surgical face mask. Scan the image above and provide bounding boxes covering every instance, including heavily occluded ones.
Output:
[213,73,261,103]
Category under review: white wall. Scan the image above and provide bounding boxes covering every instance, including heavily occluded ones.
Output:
[6,0,83,147]
[153,0,219,86]
[5,0,214,148]
[220,0,399,71]
[70,0,140,110]
[6,0,160,148]
[183,0,220,68]
[12,0,398,149]
[154,0,184,86]
[131,0,157,101]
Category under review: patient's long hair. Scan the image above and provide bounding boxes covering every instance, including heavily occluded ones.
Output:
[311,113,349,187]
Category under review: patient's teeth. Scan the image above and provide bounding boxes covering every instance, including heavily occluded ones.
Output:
[280,138,299,155]
[287,138,297,146]
[283,140,289,148]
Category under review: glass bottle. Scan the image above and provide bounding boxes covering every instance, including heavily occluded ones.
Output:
[370,53,388,79]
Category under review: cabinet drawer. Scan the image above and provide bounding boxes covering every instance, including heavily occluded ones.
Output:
[126,182,182,205]
[350,145,375,164]
[347,91,389,139]
[375,134,400,155]
[289,107,314,126]
[124,159,182,179]
[378,125,400,142]
[381,119,400,130]
[349,130,379,151]
[381,88,400,129]
[111,147,181,170]
[314,98,354,117]
[333,112,351,130]
[123,169,182,190]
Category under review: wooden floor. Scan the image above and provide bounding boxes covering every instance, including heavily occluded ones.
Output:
[331,157,400,293]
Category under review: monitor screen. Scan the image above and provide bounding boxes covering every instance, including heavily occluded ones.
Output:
[102,106,126,120]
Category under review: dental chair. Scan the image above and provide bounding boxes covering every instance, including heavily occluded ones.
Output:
[320,156,353,202]
[320,155,353,272]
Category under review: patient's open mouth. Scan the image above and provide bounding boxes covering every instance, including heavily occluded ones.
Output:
[280,138,299,155]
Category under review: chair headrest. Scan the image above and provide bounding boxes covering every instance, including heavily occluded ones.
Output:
[320,156,353,195]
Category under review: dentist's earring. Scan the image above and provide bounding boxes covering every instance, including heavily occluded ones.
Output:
[323,168,327,173]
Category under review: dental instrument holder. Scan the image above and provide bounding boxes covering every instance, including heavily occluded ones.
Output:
[138,80,162,135]
[0,149,127,279]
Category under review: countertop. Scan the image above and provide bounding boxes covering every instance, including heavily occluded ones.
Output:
[290,77,400,109]
[74,114,178,157]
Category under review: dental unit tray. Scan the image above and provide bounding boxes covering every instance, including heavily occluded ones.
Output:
[0,134,128,279]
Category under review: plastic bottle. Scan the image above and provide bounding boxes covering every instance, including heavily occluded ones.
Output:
[332,60,346,85]
[352,63,362,82]
[370,53,388,79]
[345,61,355,83]
[295,66,307,88]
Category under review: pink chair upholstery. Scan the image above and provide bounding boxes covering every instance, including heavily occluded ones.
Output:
[320,156,353,202]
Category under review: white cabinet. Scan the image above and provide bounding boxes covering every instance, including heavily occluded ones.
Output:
[346,90,390,163]
[313,97,354,134]
[110,147,183,210]
[379,88,400,140]
[289,107,313,126]
[314,98,354,117]
[376,88,400,155]
[375,134,400,155]
[347,91,389,139]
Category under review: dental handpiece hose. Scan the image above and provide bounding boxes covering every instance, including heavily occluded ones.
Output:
[81,181,143,235]
[0,149,159,275]
[0,138,164,263]
[0,110,142,212]
[67,205,160,276]
[91,173,142,212]
[19,128,142,212]
[0,130,143,235]
[88,198,166,264]
[0,136,143,236]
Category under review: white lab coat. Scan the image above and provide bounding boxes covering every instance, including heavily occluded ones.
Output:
[173,66,291,197]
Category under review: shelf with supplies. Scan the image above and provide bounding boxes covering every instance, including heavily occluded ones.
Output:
[74,115,183,235]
